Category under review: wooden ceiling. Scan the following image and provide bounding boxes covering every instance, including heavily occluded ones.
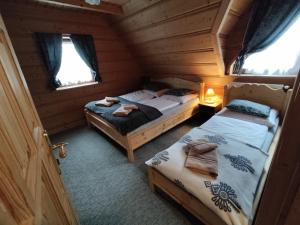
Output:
[36,0,124,15]
[104,0,252,80]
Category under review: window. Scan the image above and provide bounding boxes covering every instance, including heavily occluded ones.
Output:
[56,36,95,87]
[241,16,300,76]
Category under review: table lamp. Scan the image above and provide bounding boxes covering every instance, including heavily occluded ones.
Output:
[205,88,215,104]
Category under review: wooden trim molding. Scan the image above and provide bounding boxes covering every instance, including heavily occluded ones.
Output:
[232,75,296,87]
[210,0,232,76]
[36,0,124,15]
[56,81,99,91]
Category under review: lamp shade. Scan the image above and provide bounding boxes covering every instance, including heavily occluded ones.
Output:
[206,88,215,97]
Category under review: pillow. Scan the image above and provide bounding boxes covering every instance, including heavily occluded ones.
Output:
[164,88,196,96]
[160,94,198,104]
[143,82,170,92]
[226,99,271,118]
[268,108,279,128]
[219,108,278,128]
[143,89,169,97]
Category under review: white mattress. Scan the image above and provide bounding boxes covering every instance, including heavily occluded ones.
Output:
[216,108,279,152]
[139,97,180,112]
[201,115,269,150]
[128,98,199,135]
[120,90,154,102]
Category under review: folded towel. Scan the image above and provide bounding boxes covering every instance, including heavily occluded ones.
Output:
[123,104,139,110]
[184,139,218,177]
[105,97,119,103]
[185,148,218,177]
[185,139,218,154]
[113,106,133,117]
[95,99,114,107]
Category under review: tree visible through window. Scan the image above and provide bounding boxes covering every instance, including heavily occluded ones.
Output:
[56,37,95,87]
[241,16,300,76]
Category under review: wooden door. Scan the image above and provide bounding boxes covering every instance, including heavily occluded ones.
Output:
[255,70,300,225]
[0,15,79,225]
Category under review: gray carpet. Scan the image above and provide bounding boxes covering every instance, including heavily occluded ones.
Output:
[52,117,203,225]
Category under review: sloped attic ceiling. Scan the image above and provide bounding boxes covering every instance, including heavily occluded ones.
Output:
[106,0,252,80]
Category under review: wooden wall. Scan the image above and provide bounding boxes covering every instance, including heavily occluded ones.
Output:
[285,184,300,225]
[0,1,142,134]
[109,0,231,79]
[106,0,296,100]
[219,0,252,74]
[1,0,296,134]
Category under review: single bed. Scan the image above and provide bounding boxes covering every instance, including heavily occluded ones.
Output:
[84,77,201,162]
[146,82,292,225]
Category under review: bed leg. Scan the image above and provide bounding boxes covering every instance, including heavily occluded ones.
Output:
[84,109,91,127]
[127,148,135,162]
[86,120,91,127]
[148,167,155,192]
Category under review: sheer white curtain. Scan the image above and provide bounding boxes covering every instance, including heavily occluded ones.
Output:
[242,16,300,75]
[56,40,94,86]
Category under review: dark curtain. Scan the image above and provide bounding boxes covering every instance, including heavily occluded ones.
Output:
[35,32,63,88]
[70,34,101,82]
[233,0,300,74]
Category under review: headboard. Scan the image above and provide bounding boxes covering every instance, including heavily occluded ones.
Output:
[151,77,202,94]
[224,82,292,118]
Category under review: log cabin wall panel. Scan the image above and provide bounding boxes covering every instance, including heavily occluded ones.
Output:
[219,0,252,74]
[0,1,142,134]
[109,0,228,78]
[106,0,296,101]
[285,184,300,225]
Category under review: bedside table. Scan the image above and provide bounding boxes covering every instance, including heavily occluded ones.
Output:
[198,101,222,123]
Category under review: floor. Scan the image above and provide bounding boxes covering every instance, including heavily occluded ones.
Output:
[52,117,204,225]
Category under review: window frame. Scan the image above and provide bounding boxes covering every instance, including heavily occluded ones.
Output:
[55,34,98,90]
[231,15,300,77]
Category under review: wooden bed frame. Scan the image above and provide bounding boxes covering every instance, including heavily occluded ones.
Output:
[84,77,202,162]
[148,82,292,225]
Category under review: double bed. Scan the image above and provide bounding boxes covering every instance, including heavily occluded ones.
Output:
[146,82,292,225]
[84,77,201,162]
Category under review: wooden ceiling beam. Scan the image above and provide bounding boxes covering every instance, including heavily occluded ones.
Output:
[36,0,123,15]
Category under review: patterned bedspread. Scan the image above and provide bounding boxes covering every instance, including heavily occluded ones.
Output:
[146,116,270,225]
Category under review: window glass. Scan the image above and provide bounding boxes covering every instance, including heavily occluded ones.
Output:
[56,38,94,87]
[241,16,300,75]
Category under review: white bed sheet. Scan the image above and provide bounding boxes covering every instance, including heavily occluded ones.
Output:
[201,115,269,150]
[120,90,154,102]
[217,107,279,130]
[216,108,279,152]
[129,98,199,135]
[139,97,180,112]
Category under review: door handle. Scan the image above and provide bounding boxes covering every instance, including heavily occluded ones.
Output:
[43,131,68,158]
[51,142,68,158]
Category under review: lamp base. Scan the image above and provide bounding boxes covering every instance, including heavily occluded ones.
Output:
[204,98,215,104]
